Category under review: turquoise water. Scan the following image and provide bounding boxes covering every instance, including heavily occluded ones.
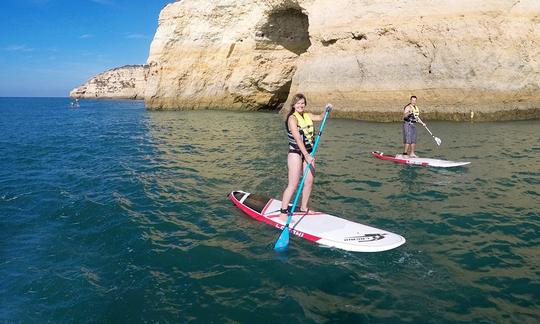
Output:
[1,98,539,322]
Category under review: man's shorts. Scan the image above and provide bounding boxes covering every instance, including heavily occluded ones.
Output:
[403,122,417,144]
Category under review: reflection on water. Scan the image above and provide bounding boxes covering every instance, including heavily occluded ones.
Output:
[138,110,539,322]
[1,99,538,322]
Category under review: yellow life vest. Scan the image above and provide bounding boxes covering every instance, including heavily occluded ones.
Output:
[293,112,314,144]
[411,105,420,118]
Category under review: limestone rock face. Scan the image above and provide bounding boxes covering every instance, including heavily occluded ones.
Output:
[70,65,148,100]
[290,0,540,121]
[145,0,310,110]
[144,0,540,120]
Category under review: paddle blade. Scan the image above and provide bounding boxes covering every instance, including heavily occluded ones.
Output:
[434,136,442,146]
[274,227,290,252]
[325,103,333,112]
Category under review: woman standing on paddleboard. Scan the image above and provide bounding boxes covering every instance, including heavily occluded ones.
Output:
[402,95,426,158]
[279,93,329,222]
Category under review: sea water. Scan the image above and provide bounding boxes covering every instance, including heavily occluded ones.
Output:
[1,98,538,322]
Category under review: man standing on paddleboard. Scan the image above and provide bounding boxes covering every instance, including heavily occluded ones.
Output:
[278,93,330,222]
[401,95,426,158]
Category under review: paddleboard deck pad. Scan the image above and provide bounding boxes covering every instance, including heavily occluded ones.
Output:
[371,151,470,168]
[229,191,405,252]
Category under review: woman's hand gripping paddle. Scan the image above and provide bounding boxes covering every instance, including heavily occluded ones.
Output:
[274,104,333,252]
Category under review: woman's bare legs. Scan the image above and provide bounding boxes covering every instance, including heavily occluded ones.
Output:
[300,160,315,212]
[279,153,303,221]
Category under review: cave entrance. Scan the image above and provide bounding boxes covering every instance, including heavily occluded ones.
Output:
[258,8,310,110]
[260,8,311,55]
[263,80,292,111]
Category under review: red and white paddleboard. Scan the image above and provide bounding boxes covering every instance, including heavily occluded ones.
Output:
[229,191,406,252]
[371,151,470,168]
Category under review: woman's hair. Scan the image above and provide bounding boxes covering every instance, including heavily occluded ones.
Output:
[286,93,307,119]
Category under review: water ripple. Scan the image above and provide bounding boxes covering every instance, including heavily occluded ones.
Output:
[0,99,538,322]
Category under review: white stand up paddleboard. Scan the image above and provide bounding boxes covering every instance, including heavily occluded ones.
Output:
[371,151,470,168]
[229,191,406,252]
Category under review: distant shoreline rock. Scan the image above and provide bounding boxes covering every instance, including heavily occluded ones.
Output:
[70,65,147,100]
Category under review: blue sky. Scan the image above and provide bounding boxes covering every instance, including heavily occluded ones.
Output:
[0,0,172,97]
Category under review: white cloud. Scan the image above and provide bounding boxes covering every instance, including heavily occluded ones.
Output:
[4,44,35,52]
[80,34,94,39]
[126,33,147,39]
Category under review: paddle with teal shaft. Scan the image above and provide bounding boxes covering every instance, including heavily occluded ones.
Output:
[274,104,333,252]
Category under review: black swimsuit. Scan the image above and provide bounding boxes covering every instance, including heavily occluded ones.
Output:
[288,147,313,159]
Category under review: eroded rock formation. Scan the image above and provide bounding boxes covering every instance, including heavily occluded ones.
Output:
[75,0,540,120]
[70,65,147,100]
[289,0,540,121]
[144,0,311,111]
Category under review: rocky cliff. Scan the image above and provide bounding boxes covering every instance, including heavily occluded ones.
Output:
[143,0,540,120]
[74,0,540,121]
[290,0,540,121]
[144,0,303,111]
[70,65,147,100]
